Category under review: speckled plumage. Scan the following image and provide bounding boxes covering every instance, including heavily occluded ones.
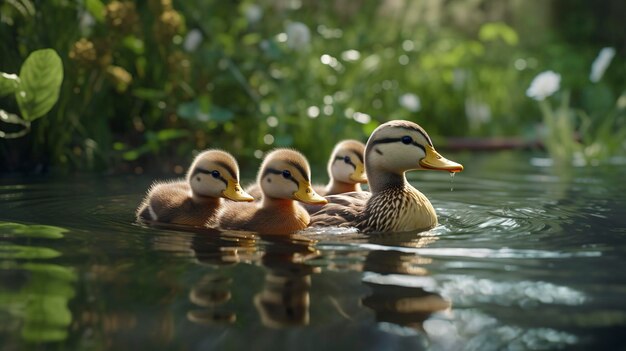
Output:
[309,184,436,233]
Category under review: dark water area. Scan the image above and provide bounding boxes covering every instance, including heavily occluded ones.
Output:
[1,152,626,351]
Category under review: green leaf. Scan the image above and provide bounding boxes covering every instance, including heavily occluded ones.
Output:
[479,22,518,46]
[0,222,67,239]
[85,0,105,22]
[0,73,20,97]
[16,49,64,122]
[0,245,61,259]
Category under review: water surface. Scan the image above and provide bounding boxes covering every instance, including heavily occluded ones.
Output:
[1,152,625,350]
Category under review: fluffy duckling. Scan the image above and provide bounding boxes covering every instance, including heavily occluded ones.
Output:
[211,149,327,234]
[245,139,367,199]
[136,149,253,226]
[320,139,367,195]
[309,120,463,233]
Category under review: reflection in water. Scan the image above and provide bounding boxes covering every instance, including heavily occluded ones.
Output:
[0,222,76,344]
[254,236,319,328]
[184,232,319,329]
[361,234,450,338]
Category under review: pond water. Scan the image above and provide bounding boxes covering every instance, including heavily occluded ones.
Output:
[1,152,625,351]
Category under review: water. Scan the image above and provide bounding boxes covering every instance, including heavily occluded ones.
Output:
[1,152,626,351]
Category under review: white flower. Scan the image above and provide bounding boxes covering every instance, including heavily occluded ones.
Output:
[286,22,310,51]
[589,47,615,83]
[399,93,421,112]
[183,29,203,52]
[244,4,263,24]
[526,70,561,101]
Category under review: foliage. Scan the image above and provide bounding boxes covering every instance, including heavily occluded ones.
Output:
[0,0,624,172]
[0,221,76,343]
[528,49,625,166]
[0,49,63,138]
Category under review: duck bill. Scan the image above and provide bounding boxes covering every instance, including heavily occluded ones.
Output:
[293,182,328,205]
[349,163,368,183]
[222,179,255,202]
[419,145,464,172]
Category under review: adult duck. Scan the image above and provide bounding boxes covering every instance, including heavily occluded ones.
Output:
[309,120,463,233]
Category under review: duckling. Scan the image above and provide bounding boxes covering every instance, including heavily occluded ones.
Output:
[320,139,368,195]
[136,149,254,226]
[211,149,328,234]
[245,139,367,199]
[309,120,463,233]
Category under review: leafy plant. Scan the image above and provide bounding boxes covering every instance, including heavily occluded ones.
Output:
[0,49,63,138]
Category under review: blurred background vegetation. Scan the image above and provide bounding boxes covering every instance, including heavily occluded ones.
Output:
[0,0,624,174]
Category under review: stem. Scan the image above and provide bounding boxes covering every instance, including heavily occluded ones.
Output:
[0,110,31,138]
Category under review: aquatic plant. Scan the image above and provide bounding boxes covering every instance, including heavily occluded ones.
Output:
[527,48,625,165]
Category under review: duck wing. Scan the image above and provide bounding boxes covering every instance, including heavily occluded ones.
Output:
[308,191,371,228]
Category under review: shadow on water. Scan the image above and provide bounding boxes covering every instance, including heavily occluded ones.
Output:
[1,152,626,350]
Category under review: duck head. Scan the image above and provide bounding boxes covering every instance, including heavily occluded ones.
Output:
[328,139,368,184]
[187,150,254,201]
[258,149,328,205]
[365,120,463,176]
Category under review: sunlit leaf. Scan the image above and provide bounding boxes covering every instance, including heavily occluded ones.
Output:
[0,222,67,239]
[16,49,64,121]
[0,245,61,259]
[85,0,105,22]
[479,22,519,46]
[0,72,20,97]
[122,35,145,55]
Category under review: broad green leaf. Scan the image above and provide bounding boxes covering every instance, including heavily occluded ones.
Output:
[85,0,105,22]
[0,245,61,259]
[0,222,67,239]
[21,263,76,282]
[16,49,64,122]
[0,73,20,97]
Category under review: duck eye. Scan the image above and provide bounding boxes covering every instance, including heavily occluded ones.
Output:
[401,136,413,144]
[211,170,220,178]
[343,155,351,163]
[282,170,291,178]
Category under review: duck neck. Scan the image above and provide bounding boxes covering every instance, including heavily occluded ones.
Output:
[262,196,298,212]
[191,194,221,206]
[368,171,407,193]
[326,179,361,195]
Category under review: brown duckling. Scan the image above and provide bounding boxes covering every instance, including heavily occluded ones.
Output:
[309,120,463,233]
[136,149,253,226]
[319,139,367,195]
[210,148,327,234]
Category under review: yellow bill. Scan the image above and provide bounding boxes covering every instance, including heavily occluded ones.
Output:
[293,181,328,205]
[223,179,255,202]
[419,145,464,172]
[349,163,368,183]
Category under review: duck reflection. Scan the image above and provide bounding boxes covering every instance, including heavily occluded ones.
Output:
[361,232,451,334]
[185,231,319,328]
[254,235,320,328]
[186,230,258,325]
